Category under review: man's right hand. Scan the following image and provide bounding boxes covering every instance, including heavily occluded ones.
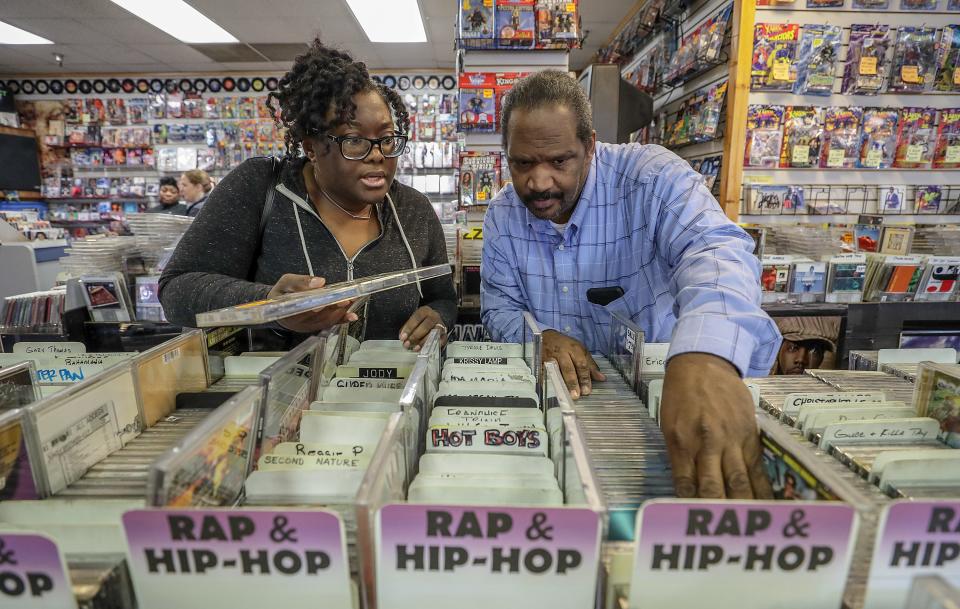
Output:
[543,329,605,399]
[269,274,358,334]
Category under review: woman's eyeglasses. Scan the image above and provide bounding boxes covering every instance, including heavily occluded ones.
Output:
[326,134,407,160]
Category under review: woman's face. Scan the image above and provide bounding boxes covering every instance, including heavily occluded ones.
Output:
[158,184,180,205]
[308,89,400,207]
[178,175,206,203]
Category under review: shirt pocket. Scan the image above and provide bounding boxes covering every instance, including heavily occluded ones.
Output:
[585,288,635,347]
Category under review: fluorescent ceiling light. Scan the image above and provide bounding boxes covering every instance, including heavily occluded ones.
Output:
[0,21,53,44]
[345,0,427,43]
[109,0,237,43]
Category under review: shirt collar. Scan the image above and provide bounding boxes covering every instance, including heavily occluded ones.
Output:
[523,146,598,238]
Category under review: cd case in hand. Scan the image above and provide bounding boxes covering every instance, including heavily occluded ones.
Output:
[195,264,452,327]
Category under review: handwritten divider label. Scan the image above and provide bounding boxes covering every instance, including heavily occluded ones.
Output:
[819,417,940,452]
[122,509,352,609]
[0,532,77,608]
[863,501,960,609]
[782,392,885,416]
[376,504,601,609]
[640,343,670,374]
[628,500,858,609]
[12,342,86,355]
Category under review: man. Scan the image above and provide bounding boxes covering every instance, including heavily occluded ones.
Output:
[481,71,782,499]
[770,317,836,375]
[148,177,187,214]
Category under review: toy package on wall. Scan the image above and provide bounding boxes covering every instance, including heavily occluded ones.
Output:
[889,27,938,92]
[458,73,497,132]
[698,81,728,141]
[698,155,722,190]
[852,0,889,6]
[934,107,960,168]
[106,99,127,125]
[858,109,898,169]
[934,25,960,92]
[894,107,936,169]
[820,106,863,169]
[536,0,578,45]
[900,0,939,8]
[807,0,843,7]
[459,151,502,206]
[915,185,943,213]
[779,106,823,168]
[751,23,799,91]
[460,0,495,40]
[746,186,805,214]
[793,25,841,96]
[496,0,536,48]
[698,4,733,67]
[878,185,906,213]
[744,104,785,168]
[842,25,890,95]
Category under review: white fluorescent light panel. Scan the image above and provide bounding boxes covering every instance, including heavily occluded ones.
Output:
[345,0,428,43]
[109,0,238,43]
[0,20,54,44]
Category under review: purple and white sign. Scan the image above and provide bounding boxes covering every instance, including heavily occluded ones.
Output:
[864,501,960,609]
[376,504,601,609]
[122,509,351,609]
[628,500,858,609]
[0,532,76,609]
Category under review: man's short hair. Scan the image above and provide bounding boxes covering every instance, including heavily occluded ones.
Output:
[159,177,178,188]
[500,70,593,148]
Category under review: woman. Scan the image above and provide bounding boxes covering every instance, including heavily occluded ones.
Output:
[148,177,186,214]
[159,40,456,350]
[178,170,213,218]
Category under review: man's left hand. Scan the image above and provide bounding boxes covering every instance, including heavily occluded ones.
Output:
[660,353,773,499]
[399,306,447,351]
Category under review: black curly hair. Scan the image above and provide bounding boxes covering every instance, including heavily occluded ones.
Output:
[268,38,410,158]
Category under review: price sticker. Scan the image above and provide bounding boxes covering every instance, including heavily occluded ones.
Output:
[566,2,577,11]
[827,148,845,168]
[905,145,924,163]
[901,65,920,84]
[771,61,791,82]
[463,0,470,8]
[792,145,810,165]
[859,56,878,76]
[483,0,494,6]
[946,145,960,164]
[953,67,960,86]
[864,149,883,168]
[483,89,493,99]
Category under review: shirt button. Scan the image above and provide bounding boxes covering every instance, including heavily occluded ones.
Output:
[558,244,564,251]
[564,326,571,333]
[562,286,569,293]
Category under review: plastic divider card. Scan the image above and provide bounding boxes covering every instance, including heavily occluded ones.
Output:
[398,356,431,478]
[626,500,859,609]
[0,352,135,385]
[25,362,142,497]
[0,408,42,499]
[204,327,249,382]
[355,412,410,609]
[609,311,643,394]
[863,501,960,609]
[877,348,957,367]
[194,264,452,327]
[912,362,960,448]
[522,312,544,403]
[146,385,262,507]
[0,531,78,609]
[907,576,960,609]
[133,330,208,428]
[374,504,603,609]
[122,508,353,609]
[255,336,323,462]
[0,361,40,410]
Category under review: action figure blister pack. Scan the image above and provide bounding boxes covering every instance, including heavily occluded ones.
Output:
[460,0,495,40]
[496,0,536,48]
[535,0,578,45]
[933,108,960,168]
[889,27,938,93]
[745,104,785,168]
[894,107,936,169]
[820,106,864,169]
[752,23,800,91]
[698,4,733,66]
[852,0,889,7]
[793,25,841,96]
[780,106,823,168]
[916,185,944,213]
[698,81,728,141]
[900,0,939,8]
[458,73,497,132]
[950,0,960,8]
[935,25,960,92]
[858,109,899,169]
[807,0,843,6]
[842,25,890,95]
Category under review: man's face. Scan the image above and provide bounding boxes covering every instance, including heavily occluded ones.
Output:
[505,104,595,224]
[777,339,827,374]
[158,185,179,205]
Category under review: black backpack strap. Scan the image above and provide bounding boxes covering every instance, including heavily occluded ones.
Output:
[259,156,284,239]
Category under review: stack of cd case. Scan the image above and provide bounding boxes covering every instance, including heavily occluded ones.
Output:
[195,264,452,327]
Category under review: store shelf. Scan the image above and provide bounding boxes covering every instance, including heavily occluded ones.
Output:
[459,49,570,71]
[743,167,960,186]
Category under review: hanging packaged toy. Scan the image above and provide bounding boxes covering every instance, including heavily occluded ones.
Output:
[780,106,823,168]
[889,27,938,92]
[858,109,899,169]
[820,107,863,169]
[933,108,960,168]
[807,0,843,6]
[842,25,890,95]
[460,0,495,41]
[458,73,496,133]
[900,0,939,8]
[698,4,733,67]
[698,81,728,141]
[752,24,799,91]
[745,105,785,168]
[793,25,841,96]
[894,108,936,169]
[496,0,536,48]
[935,25,960,92]
[950,0,960,8]
[852,0,889,6]
[535,0,578,46]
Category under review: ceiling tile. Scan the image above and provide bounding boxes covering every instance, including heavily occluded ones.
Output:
[78,18,180,45]
[137,44,217,64]
[69,44,159,64]
[1,0,123,19]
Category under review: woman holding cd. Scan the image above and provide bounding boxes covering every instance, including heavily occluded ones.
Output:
[159,39,456,350]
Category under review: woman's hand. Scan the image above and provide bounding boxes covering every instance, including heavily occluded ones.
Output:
[399,306,447,351]
[269,274,358,334]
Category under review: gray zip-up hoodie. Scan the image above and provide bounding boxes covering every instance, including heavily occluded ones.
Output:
[158,156,457,339]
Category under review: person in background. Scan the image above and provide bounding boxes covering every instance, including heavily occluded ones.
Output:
[148,177,187,214]
[770,317,836,375]
[480,70,782,500]
[178,169,213,217]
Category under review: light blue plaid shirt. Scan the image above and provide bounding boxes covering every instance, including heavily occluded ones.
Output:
[481,143,781,378]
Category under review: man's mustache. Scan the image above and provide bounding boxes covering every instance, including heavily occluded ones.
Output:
[522,191,564,204]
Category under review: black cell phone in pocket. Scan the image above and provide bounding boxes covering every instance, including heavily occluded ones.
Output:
[586,286,625,306]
